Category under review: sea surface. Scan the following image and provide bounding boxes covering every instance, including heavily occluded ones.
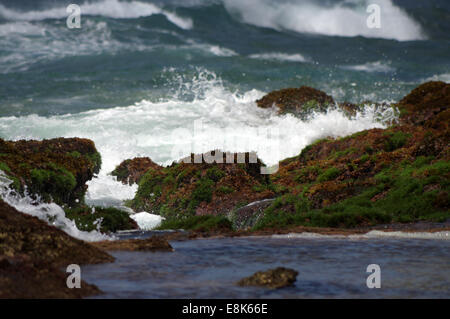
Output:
[82,232,450,298]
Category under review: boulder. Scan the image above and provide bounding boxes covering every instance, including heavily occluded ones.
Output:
[111,157,161,185]
[237,267,298,289]
[130,151,274,219]
[0,137,101,206]
[0,199,113,298]
[256,86,335,118]
[92,236,173,252]
[398,81,450,127]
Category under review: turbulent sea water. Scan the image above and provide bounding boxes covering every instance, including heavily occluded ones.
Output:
[0,0,449,298]
[1,0,449,210]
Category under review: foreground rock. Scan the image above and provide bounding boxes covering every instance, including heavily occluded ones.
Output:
[237,267,299,289]
[92,236,173,252]
[111,157,161,185]
[0,200,114,298]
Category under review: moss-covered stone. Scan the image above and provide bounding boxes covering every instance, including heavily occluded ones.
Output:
[131,151,274,219]
[256,86,335,118]
[111,157,161,185]
[64,206,138,233]
[0,137,102,206]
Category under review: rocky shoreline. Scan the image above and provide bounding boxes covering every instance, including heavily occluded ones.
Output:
[0,81,448,298]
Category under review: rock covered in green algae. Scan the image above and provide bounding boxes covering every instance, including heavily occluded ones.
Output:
[64,206,139,233]
[256,86,336,118]
[0,137,138,234]
[397,81,450,128]
[130,151,275,221]
[111,157,161,185]
[0,199,114,298]
[0,137,101,206]
[256,81,449,230]
[237,267,299,289]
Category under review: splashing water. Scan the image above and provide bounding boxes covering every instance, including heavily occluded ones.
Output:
[0,171,113,242]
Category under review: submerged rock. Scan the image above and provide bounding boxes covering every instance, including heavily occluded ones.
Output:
[0,199,113,298]
[111,157,161,185]
[92,236,173,252]
[256,86,335,118]
[237,267,298,289]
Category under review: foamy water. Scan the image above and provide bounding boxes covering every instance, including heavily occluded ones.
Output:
[0,171,112,242]
[223,0,425,41]
[0,69,396,208]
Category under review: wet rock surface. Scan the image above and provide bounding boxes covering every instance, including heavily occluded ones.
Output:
[0,137,101,206]
[131,151,274,220]
[256,86,335,118]
[237,267,299,289]
[92,236,174,252]
[111,157,161,185]
[0,199,114,298]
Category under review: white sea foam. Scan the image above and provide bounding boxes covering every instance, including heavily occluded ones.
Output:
[249,52,309,63]
[341,61,395,73]
[130,212,165,230]
[223,0,425,41]
[0,171,113,242]
[424,73,450,83]
[272,230,450,240]
[0,69,395,207]
[0,0,193,29]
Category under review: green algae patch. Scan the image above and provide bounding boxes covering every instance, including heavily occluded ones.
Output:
[0,137,102,207]
[64,206,138,233]
[157,215,233,232]
[131,151,274,219]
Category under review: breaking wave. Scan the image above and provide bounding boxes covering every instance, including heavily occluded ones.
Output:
[0,0,193,29]
[223,0,425,41]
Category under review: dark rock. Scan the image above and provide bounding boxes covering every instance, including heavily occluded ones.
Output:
[111,157,161,185]
[256,86,335,118]
[131,151,274,219]
[0,199,114,298]
[237,267,299,289]
[92,236,173,252]
[398,81,450,127]
[229,199,275,230]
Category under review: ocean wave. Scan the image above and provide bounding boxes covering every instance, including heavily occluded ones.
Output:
[424,73,450,83]
[0,0,193,29]
[249,52,309,63]
[341,61,395,73]
[223,0,425,41]
[0,68,395,204]
[0,20,130,74]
